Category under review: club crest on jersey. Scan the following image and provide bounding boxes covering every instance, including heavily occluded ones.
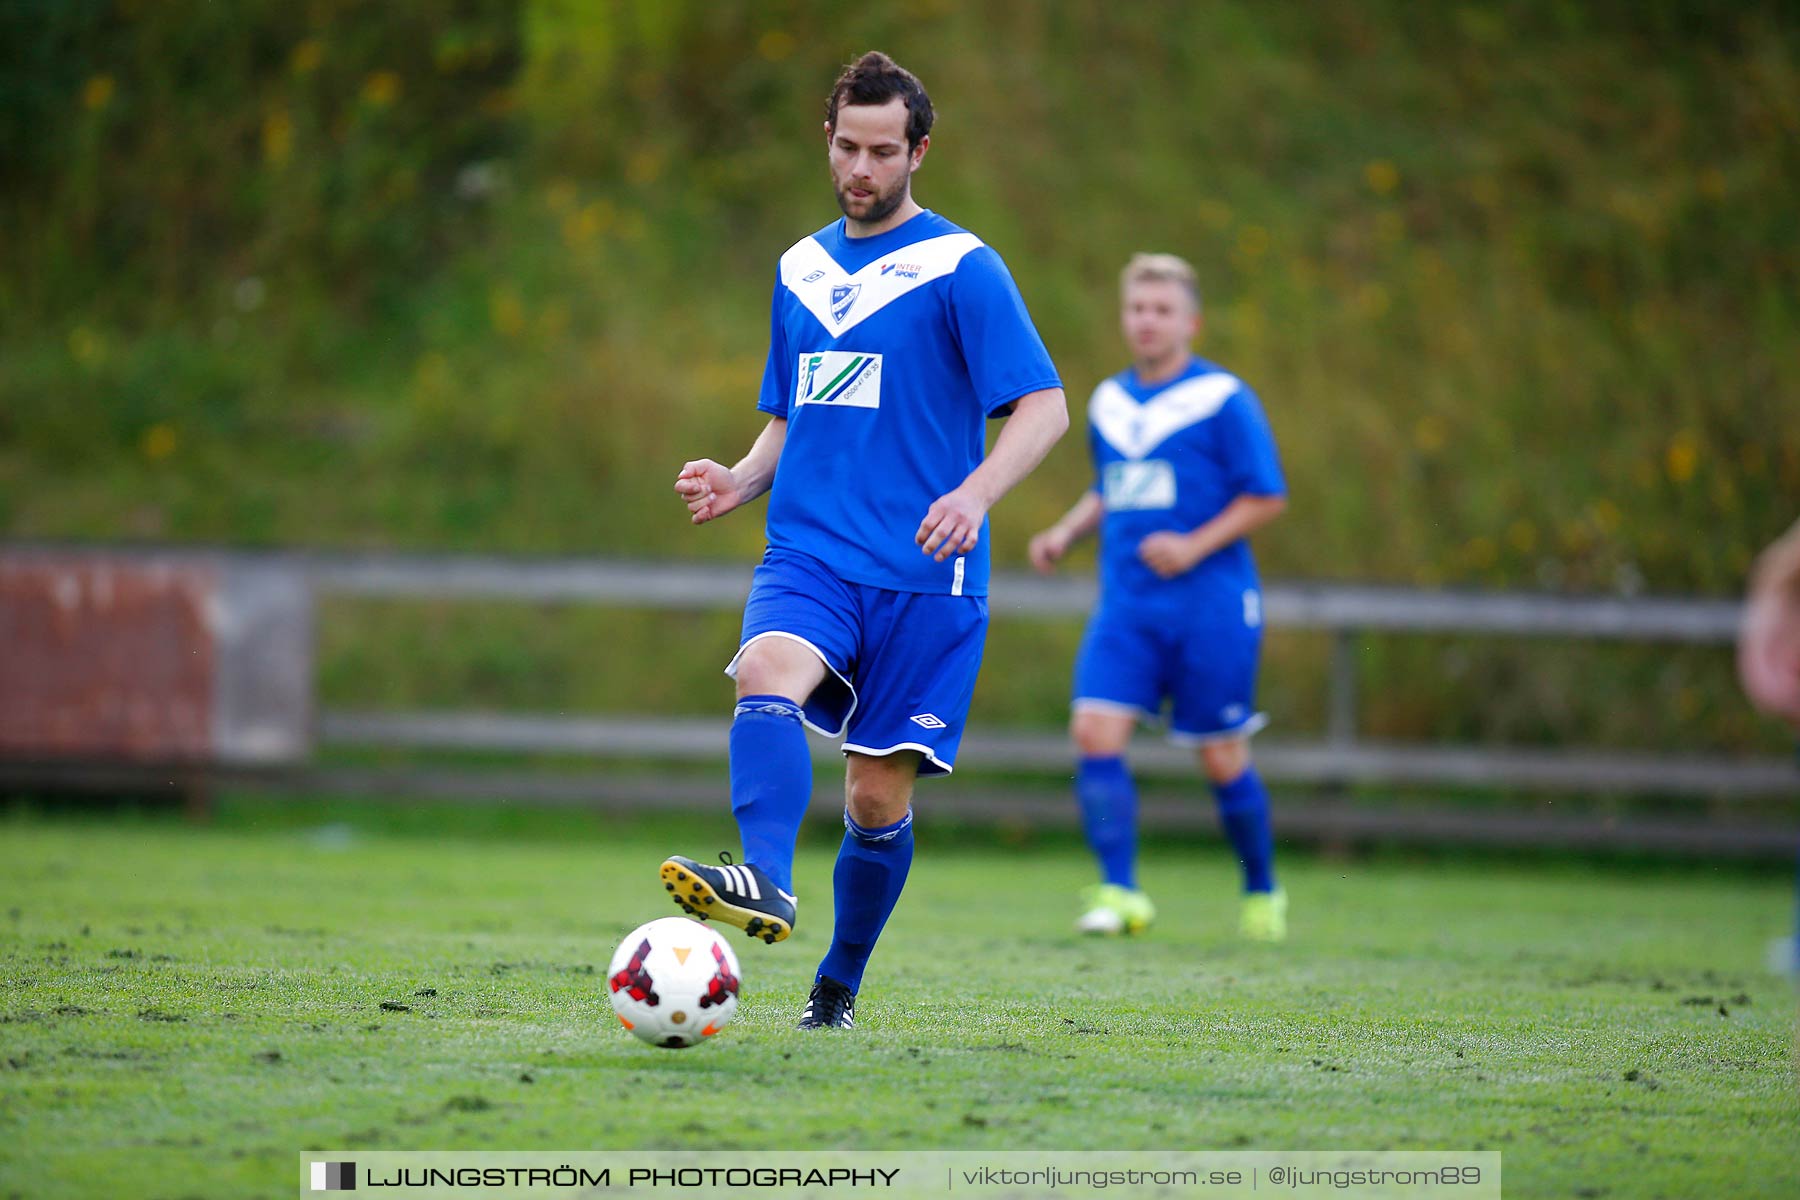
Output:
[830,283,861,324]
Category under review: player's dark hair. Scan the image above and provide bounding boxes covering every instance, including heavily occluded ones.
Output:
[825,51,934,151]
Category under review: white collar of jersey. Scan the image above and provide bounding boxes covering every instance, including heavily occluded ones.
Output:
[779,231,984,336]
[1088,371,1241,459]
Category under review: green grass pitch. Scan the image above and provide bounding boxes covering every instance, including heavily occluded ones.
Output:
[1,802,1794,1198]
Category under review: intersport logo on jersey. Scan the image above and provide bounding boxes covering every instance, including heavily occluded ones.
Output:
[796,352,882,409]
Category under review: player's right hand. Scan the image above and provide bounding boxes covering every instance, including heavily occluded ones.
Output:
[674,459,741,525]
[1028,528,1069,575]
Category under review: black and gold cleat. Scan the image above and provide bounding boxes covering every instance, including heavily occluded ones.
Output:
[659,853,796,944]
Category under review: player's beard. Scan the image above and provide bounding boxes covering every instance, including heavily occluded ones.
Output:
[833,168,909,226]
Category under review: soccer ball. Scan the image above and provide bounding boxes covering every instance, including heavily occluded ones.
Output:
[607,916,741,1049]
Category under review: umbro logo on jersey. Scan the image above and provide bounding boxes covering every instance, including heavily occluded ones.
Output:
[801,270,826,282]
[910,713,947,729]
[830,283,861,323]
[879,262,921,279]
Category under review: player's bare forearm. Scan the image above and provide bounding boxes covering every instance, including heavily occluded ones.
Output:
[674,417,787,525]
[729,417,788,503]
[1184,493,1286,562]
[964,389,1069,508]
[918,388,1068,561]
[1029,489,1103,574]
[1053,491,1105,543]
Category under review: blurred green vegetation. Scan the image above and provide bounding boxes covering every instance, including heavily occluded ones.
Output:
[3,1,1796,753]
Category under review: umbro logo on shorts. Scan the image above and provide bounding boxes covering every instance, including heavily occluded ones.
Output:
[910,713,947,729]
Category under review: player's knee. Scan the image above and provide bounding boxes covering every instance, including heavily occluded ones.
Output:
[1199,738,1251,784]
[1071,710,1132,758]
[845,755,917,827]
[733,657,796,700]
[846,782,911,829]
[733,640,823,703]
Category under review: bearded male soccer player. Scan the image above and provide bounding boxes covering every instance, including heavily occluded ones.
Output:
[1028,253,1288,941]
[666,53,1067,1029]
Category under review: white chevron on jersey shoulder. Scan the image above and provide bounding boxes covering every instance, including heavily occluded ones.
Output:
[779,231,984,336]
[1088,371,1243,460]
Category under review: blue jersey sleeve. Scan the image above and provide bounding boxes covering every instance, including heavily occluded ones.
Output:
[947,246,1061,417]
[757,274,792,418]
[1219,388,1287,496]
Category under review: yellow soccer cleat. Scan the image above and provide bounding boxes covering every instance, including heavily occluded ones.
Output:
[1075,883,1156,936]
[1239,888,1288,942]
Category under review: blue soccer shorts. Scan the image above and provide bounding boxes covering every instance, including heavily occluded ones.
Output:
[1072,595,1267,744]
[728,548,988,777]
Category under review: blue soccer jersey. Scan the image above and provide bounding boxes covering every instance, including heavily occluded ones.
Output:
[757,210,1061,597]
[1088,358,1286,612]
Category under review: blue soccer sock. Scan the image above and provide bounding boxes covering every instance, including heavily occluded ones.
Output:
[1076,755,1139,890]
[728,694,813,896]
[1213,767,1276,894]
[815,809,915,994]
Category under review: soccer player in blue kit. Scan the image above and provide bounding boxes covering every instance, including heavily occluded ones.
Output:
[1029,253,1289,941]
[665,53,1067,1029]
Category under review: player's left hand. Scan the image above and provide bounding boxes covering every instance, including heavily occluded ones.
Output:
[917,488,987,562]
[1137,531,1201,579]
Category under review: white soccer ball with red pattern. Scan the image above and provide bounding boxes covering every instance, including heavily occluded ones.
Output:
[607,916,741,1049]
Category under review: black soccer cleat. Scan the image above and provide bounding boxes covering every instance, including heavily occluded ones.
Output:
[797,976,857,1030]
[660,852,796,944]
